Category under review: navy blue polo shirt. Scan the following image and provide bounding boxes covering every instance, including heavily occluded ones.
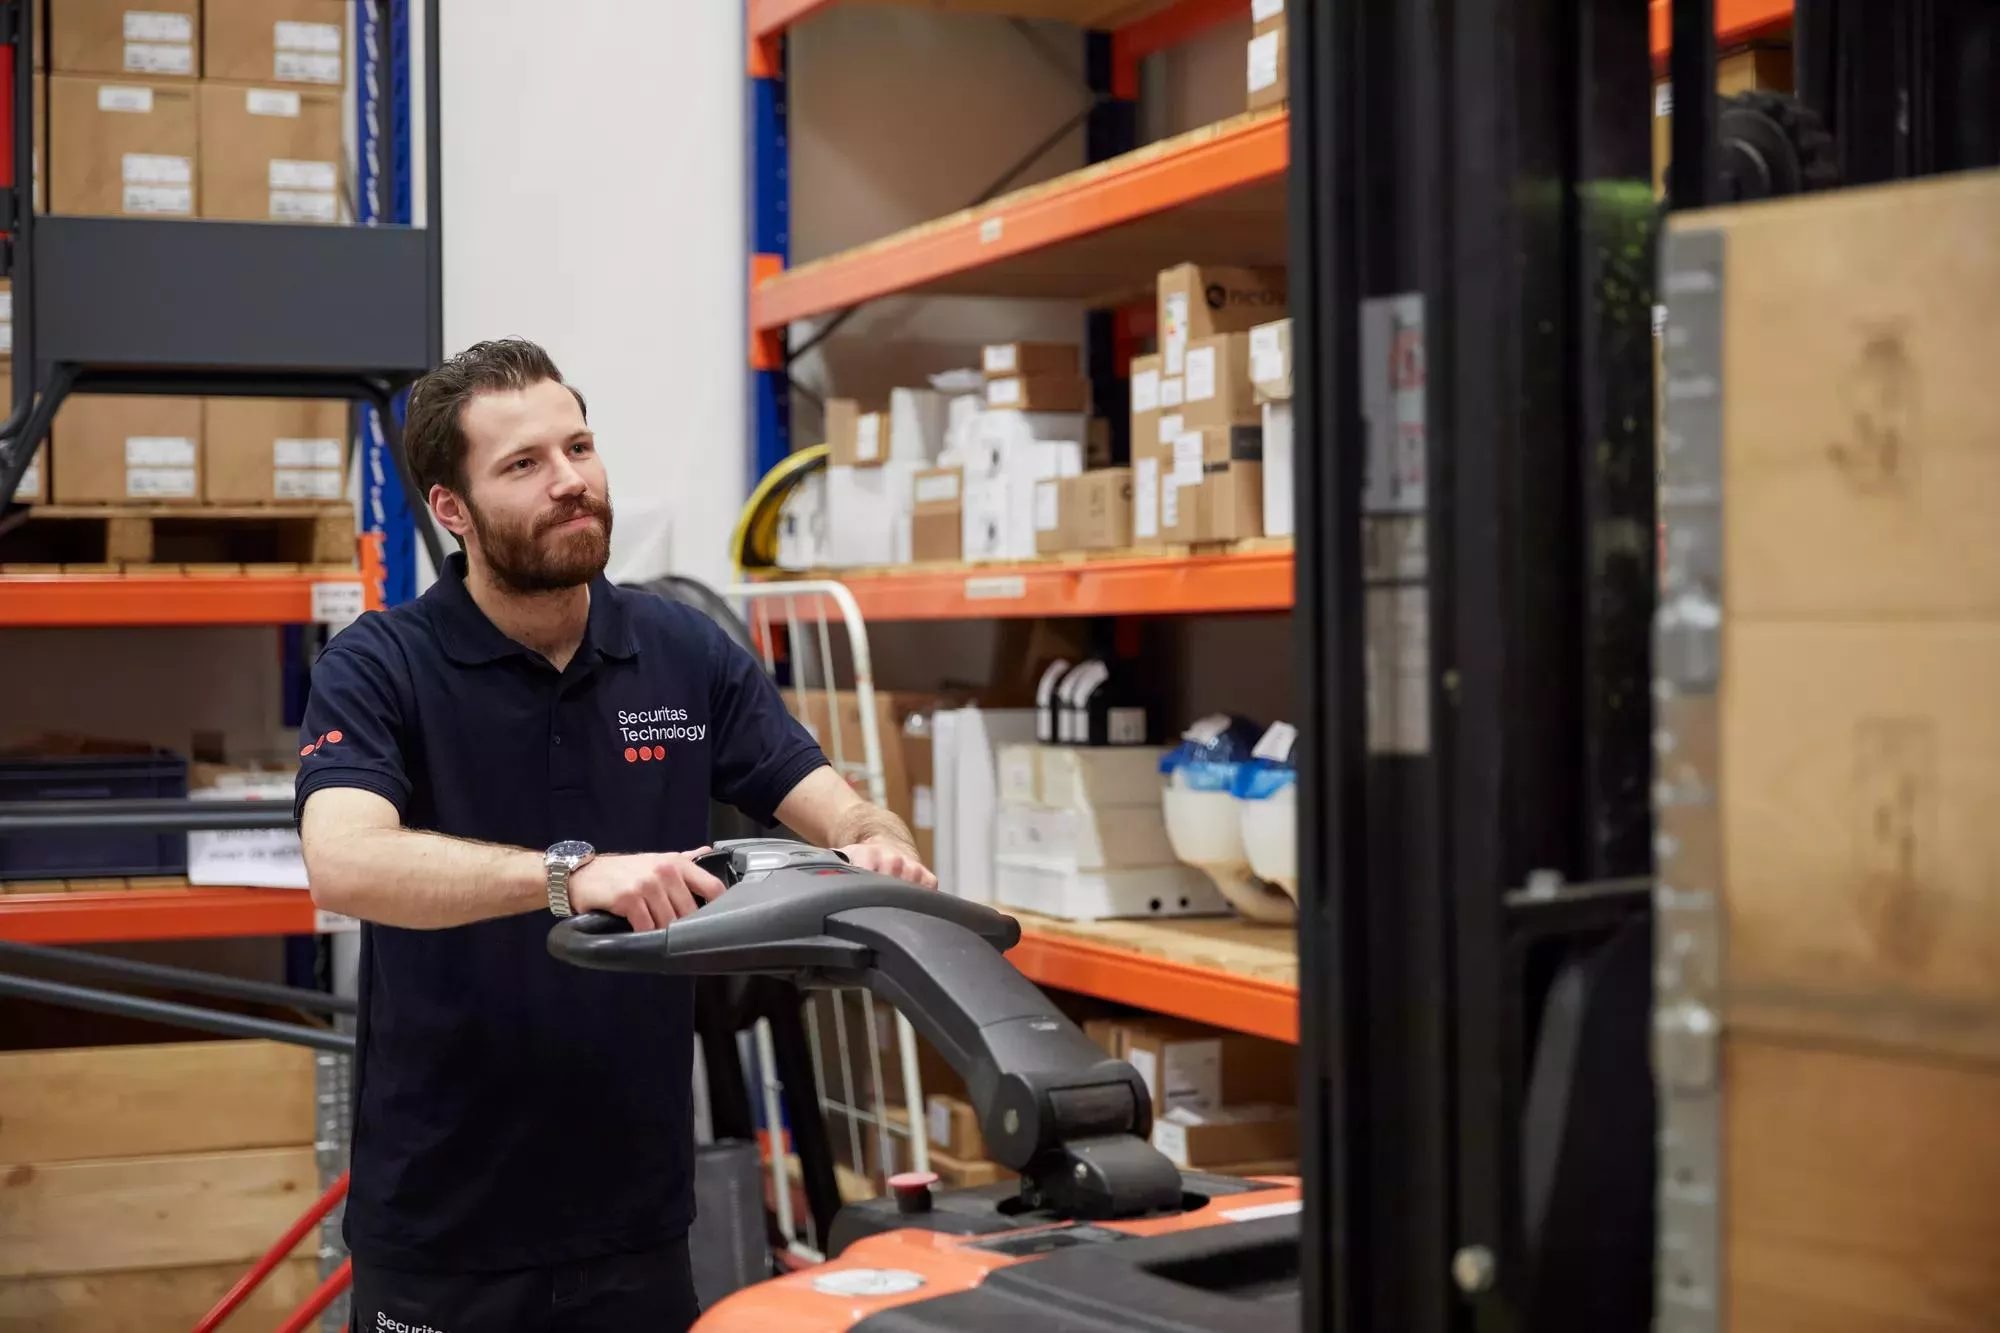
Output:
[293,552,827,1274]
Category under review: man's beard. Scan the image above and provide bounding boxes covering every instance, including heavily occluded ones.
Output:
[468,491,614,594]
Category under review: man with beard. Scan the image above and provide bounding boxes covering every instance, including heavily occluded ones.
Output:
[294,338,933,1330]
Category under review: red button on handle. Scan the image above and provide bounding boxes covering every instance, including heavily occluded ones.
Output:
[888,1170,937,1214]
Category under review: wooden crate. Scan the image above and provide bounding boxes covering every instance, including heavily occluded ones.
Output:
[1662,168,2000,1330]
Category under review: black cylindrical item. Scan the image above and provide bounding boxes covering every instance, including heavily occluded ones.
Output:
[1067,659,1149,747]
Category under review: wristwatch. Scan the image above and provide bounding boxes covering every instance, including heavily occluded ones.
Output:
[544,840,596,917]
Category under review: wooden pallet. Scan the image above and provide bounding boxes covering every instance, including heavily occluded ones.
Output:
[0,504,356,570]
[0,876,191,895]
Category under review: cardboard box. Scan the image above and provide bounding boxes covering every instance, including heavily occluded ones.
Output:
[1153,1106,1297,1169]
[1201,459,1265,541]
[786,690,940,840]
[203,0,346,87]
[1250,318,1292,402]
[826,398,888,469]
[51,0,199,79]
[925,1093,984,1160]
[1168,423,1262,494]
[1246,11,1287,112]
[1157,262,1287,378]
[826,460,922,566]
[982,341,1079,380]
[1261,400,1293,538]
[1114,1018,1297,1117]
[1033,475,1067,555]
[910,466,963,563]
[1161,464,1200,544]
[902,711,936,868]
[1064,468,1132,551]
[1182,330,1261,430]
[1129,353,1162,456]
[197,81,341,223]
[203,398,347,503]
[985,374,1088,414]
[51,395,204,504]
[49,74,198,217]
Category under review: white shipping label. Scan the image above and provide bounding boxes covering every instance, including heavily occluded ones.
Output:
[1253,720,1298,762]
[1134,456,1159,538]
[275,20,343,52]
[124,153,191,185]
[1164,291,1190,374]
[1248,30,1281,92]
[0,322,11,354]
[126,11,195,42]
[1252,0,1285,18]
[1151,1120,1190,1167]
[1173,432,1204,487]
[1107,707,1146,745]
[270,190,338,223]
[1251,323,1286,384]
[1161,475,1180,530]
[912,784,935,831]
[99,85,155,113]
[311,580,367,626]
[124,184,192,215]
[913,472,959,504]
[928,1099,951,1149]
[1131,368,1160,413]
[983,344,1017,374]
[126,466,197,498]
[1158,413,1184,446]
[985,377,1022,408]
[274,438,345,470]
[271,159,339,191]
[125,41,194,75]
[0,291,13,320]
[1034,478,1059,532]
[274,468,343,500]
[1162,1039,1223,1113]
[1185,345,1218,403]
[126,435,196,467]
[247,88,303,117]
[1159,377,1184,409]
[13,458,39,497]
[855,413,881,461]
[1655,84,1673,117]
[275,51,343,84]
[1126,1045,1160,1105]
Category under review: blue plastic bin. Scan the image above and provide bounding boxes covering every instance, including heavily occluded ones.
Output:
[0,749,190,881]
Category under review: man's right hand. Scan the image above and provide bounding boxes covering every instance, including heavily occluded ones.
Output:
[567,850,728,931]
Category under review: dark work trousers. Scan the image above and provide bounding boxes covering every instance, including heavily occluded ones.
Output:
[349,1232,702,1333]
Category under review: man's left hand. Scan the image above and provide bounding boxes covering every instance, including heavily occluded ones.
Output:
[840,839,938,889]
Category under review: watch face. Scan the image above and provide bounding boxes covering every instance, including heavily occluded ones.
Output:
[548,840,594,865]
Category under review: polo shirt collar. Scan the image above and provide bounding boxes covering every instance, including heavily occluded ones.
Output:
[428,551,641,667]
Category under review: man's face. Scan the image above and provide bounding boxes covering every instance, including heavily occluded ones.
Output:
[442,378,613,593]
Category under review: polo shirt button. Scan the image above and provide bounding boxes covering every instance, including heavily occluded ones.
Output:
[554,735,563,745]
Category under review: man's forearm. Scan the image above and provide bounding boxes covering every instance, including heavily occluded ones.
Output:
[827,802,918,856]
[307,826,545,929]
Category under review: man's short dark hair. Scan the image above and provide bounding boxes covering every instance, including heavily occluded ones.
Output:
[403,338,589,497]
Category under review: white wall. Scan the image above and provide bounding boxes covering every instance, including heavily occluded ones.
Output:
[436,0,747,594]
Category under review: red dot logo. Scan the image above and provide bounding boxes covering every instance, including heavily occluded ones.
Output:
[624,747,638,763]
[639,747,655,761]
[299,744,314,757]
[326,730,343,744]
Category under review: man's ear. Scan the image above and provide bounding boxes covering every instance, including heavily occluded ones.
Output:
[429,484,473,540]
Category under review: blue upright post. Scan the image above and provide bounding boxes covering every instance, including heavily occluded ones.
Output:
[748,21,790,492]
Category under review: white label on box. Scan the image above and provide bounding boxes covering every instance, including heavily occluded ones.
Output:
[1655,84,1673,117]
[271,158,339,191]
[1131,368,1160,413]
[0,291,13,321]
[978,216,1003,244]
[1159,377,1184,409]
[1248,30,1281,92]
[1126,1045,1159,1104]
[1151,1119,1190,1167]
[913,784,935,831]
[13,458,39,497]
[1134,456,1159,538]
[247,88,303,117]
[985,377,1022,408]
[1163,1039,1223,1112]
[983,344,1016,374]
[124,152,191,185]
[1251,323,1286,384]
[0,322,11,354]
[126,435,196,467]
[928,1098,952,1149]
[99,85,155,113]
[1164,291,1190,374]
[1158,413,1183,447]
[271,189,338,222]
[276,19,344,52]
[274,468,343,500]
[1185,345,1218,403]
[1161,474,1180,530]
[311,580,367,626]
[1107,707,1146,745]
[125,41,193,75]
[855,413,881,462]
[126,466,196,498]
[1173,431,1204,487]
[275,437,345,469]
[276,51,343,84]
[124,183,192,215]
[1253,720,1298,762]
[126,10,194,42]
[913,472,959,504]
[1034,478,1059,532]
[1252,0,1285,18]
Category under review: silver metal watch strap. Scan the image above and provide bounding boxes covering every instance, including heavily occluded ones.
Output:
[547,863,574,918]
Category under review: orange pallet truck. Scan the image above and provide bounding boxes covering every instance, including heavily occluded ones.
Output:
[549,838,1303,1331]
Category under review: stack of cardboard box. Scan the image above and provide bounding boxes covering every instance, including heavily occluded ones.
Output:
[40,0,351,508]
[824,389,948,567]
[1082,1015,1299,1175]
[1246,0,1287,113]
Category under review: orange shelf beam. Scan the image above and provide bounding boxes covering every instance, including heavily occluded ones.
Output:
[0,887,321,944]
[749,0,840,40]
[1008,929,1297,1043]
[761,548,1294,621]
[0,570,372,627]
[1650,0,1793,58]
[752,111,1288,331]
